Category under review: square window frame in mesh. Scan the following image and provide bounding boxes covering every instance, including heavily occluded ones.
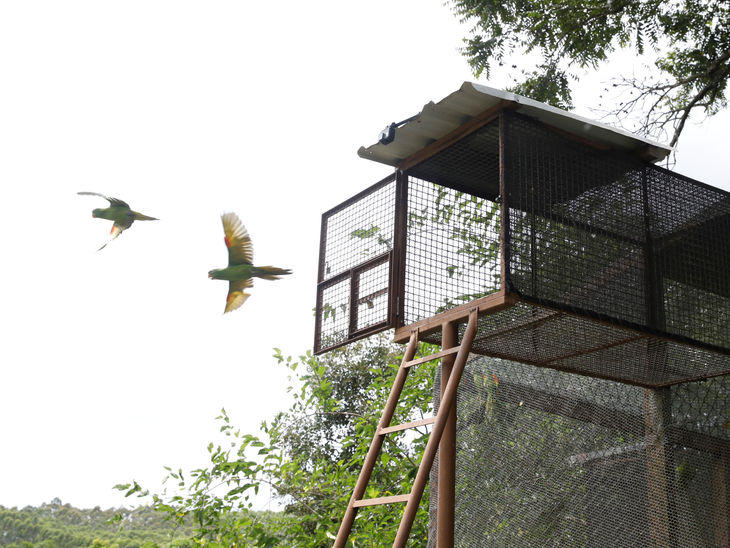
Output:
[314,174,400,354]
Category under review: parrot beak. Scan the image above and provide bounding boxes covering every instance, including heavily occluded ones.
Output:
[208,271,215,279]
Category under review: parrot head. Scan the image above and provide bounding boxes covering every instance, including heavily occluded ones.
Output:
[91,208,103,218]
[208,269,219,279]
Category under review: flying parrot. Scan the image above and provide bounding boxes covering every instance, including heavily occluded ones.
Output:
[208,212,292,314]
[78,192,158,251]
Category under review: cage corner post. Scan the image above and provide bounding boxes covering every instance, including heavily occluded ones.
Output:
[644,387,679,548]
[498,107,512,296]
[437,321,458,548]
[391,169,409,329]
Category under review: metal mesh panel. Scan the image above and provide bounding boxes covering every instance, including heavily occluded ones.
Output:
[647,167,730,348]
[429,354,730,547]
[404,178,501,325]
[320,178,396,282]
[317,277,351,350]
[353,255,390,332]
[314,176,396,353]
[505,111,649,326]
[418,301,730,387]
[403,119,502,326]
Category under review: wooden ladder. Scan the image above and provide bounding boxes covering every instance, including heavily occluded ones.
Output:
[332,309,479,548]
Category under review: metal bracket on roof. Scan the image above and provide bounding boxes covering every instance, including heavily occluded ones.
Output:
[378,112,422,145]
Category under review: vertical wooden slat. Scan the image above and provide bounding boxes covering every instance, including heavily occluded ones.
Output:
[644,388,678,548]
[438,322,458,548]
[392,170,409,327]
[498,109,512,294]
[712,449,730,547]
[314,214,329,352]
[348,268,357,338]
[641,167,664,331]
[332,331,420,548]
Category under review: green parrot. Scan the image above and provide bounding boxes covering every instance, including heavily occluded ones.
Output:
[78,192,158,251]
[208,212,292,314]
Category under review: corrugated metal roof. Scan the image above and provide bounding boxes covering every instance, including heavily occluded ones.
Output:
[358,82,673,166]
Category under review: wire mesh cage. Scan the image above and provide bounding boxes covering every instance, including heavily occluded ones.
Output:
[319,94,730,546]
[429,355,730,547]
[316,107,730,386]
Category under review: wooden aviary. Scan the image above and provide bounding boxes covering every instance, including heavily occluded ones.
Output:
[316,83,730,547]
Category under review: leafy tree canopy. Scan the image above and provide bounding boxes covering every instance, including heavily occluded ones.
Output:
[0,500,190,548]
[449,0,730,147]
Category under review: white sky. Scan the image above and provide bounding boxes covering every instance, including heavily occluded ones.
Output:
[1,1,727,511]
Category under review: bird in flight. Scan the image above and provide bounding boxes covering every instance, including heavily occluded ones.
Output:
[78,192,158,251]
[208,212,291,314]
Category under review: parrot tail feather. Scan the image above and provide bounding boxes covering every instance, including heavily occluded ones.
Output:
[253,266,292,281]
[132,211,159,221]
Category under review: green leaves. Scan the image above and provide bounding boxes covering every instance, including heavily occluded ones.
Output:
[449,0,730,146]
[114,334,439,547]
[349,224,393,254]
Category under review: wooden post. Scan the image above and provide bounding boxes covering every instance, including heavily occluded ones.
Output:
[392,170,408,328]
[644,387,678,548]
[498,109,512,294]
[712,449,730,547]
[438,321,458,548]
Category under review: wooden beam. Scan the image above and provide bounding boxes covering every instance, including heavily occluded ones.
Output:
[393,291,515,343]
[379,416,436,435]
[353,494,410,508]
[404,346,460,368]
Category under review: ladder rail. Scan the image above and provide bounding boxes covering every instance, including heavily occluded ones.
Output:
[332,309,480,548]
[332,330,420,548]
[392,309,479,548]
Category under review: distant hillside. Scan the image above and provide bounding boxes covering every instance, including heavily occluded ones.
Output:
[0,499,192,548]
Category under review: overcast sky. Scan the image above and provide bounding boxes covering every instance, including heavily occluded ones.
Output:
[1,1,727,511]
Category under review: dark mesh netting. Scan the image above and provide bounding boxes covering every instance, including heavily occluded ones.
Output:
[504,110,730,378]
[403,119,502,326]
[429,354,730,547]
[647,167,730,348]
[404,177,501,325]
[417,301,730,387]
[505,111,649,327]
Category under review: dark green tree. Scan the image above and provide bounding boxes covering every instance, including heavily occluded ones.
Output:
[449,0,730,146]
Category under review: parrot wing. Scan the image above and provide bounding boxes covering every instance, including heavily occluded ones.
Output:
[78,191,131,208]
[78,191,130,209]
[96,218,134,251]
[224,278,253,314]
[221,212,253,266]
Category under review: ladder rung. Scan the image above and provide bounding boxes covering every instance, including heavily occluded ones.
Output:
[380,416,436,435]
[404,346,460,368]
[353,494,411,508]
